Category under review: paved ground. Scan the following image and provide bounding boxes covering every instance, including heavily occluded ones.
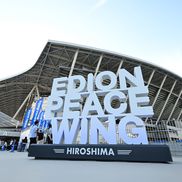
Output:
[0,151,181,182]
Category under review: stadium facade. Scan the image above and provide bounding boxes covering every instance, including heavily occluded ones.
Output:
[0,40,182,154]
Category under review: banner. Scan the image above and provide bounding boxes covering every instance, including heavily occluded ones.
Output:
[42,120,50,130]
[38,111,45,129]
[30,98,43,125]
[22,108,32,130]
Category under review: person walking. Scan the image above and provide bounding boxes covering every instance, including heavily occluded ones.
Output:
[29,120,39,144]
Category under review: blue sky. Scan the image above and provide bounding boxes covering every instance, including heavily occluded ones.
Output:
[0,0,182,80]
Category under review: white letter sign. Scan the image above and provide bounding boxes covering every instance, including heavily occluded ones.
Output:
[44,66,153,145]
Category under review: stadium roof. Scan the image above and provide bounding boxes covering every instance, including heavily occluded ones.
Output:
[0,40,182,127]
[0,111,18,128]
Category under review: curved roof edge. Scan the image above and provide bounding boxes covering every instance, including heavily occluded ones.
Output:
[0,40,181,82]
[49,39,182,80]
[0,43,46,82]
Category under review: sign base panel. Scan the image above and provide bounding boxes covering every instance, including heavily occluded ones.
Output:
[28,144,172,163]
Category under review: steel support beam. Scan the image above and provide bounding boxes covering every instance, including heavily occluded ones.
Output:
[35,85,40,99]
[36,43,51,84]
[167,89,182,124]
[13,86,36,126]
[147,70,155,86]
[69,49,79,77]
[116,60,124,76]
[152,75,167,107]
[94,54,103,77]
[156,80,176,125]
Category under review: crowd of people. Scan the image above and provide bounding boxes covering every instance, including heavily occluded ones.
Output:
[1,119,53,152]
[0,139,18,151]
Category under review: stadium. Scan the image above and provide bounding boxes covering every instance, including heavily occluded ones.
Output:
[0,40,182,155]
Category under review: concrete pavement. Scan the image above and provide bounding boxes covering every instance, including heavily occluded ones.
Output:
[0,151,181,182]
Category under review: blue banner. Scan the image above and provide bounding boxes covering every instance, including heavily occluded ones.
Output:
[44,120,49,129]
[38,111,45,129]
[22,108,32,130]
[42,120,51,130]
[31,98,44,125]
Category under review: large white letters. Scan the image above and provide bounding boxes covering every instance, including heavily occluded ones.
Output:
[118,115,148,144]
[44,66,153,145]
